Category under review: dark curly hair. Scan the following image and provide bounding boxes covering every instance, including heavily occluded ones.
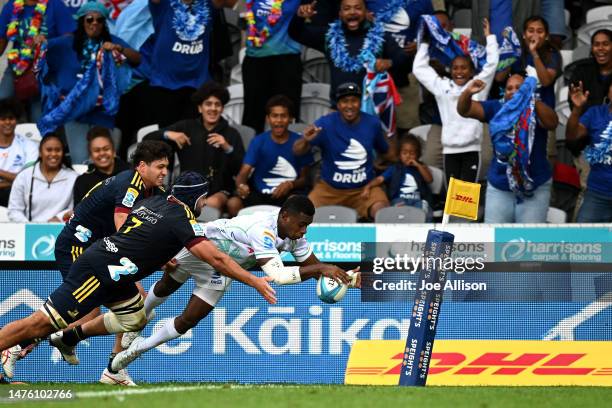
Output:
[72,16,112,59]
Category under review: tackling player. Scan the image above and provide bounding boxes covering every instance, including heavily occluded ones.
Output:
[2,140,171,385]
[0,172,276,381]
[112,195,358,371]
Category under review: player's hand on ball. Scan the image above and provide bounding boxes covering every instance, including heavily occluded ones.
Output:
[256,276,277,304]
[320,264,352,285]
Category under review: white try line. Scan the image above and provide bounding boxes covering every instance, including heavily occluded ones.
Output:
[77,384,305,399]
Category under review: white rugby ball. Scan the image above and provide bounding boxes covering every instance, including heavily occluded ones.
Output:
[316,271,354,304]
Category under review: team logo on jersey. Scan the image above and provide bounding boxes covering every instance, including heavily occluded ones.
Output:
[108,257,138,281]
[103,237,118,253]
[190,220,205,236]
[333,139,368,184]
[262,230,275,250]
[261,157,297,194]
[122,188,140,208]
[399,173,419,199]
[74,225,92,243]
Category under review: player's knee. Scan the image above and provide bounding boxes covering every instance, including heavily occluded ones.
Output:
[104,308,147,333]
[103,294,147,333]
[156,274,181,297]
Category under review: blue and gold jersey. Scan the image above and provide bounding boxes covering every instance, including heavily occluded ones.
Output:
[64,169,166,244]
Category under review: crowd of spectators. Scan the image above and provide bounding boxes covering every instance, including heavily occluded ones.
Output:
[0,0,610,223]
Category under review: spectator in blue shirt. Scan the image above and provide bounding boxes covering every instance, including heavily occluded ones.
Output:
[294,82,390,220]
[566,81,612,223]
[230,95,314,216]
[457,73,558,223]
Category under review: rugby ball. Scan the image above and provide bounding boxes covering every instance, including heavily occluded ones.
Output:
[316,271,354,304]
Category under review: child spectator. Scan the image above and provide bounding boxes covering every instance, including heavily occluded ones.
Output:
[413,18,498,185]
[362,134,433,220]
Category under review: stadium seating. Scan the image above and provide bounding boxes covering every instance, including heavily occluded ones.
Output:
[233,123,256,149]
[452,8,472,28]
[303,57,331,84]
[300,83,331,124]
[224,84,245,125]
[577,19,611,45]
[288,122,309,135]
[136,124,159,142]
[427,165,445,195]
[313,205,358,223]
[238,205,281,216]
[409,124,432,143]
[547,207,568,223]
[585,5,612,22]
[375,206,426,223]
[15,123,41,143]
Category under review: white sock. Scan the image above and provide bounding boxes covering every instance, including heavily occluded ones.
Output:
[144,281,168,319]
[134,317,180,353]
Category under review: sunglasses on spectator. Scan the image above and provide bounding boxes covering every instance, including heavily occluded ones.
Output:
[85,16,105,24]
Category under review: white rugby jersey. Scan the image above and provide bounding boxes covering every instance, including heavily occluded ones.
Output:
[174,210,312,270]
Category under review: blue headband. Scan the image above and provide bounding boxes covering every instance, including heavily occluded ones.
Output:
[74,1,110,20]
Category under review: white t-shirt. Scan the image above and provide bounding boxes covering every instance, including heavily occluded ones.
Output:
[0,134,39,179]
[175,210,312,270]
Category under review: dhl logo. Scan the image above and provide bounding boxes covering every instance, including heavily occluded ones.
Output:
[452,194,475,204]
[345,340,612,386]
[347,352,612,376]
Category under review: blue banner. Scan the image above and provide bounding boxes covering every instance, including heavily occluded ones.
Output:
[0,270,610,383]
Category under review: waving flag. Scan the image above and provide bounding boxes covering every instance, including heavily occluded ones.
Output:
[417,14,520,72]
[489,76,538,201]
[361,60,402,137]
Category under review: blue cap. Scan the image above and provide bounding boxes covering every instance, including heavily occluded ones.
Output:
[170,172,210,211]
[74,1,110,20]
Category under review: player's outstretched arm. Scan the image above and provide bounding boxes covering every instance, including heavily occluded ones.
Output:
[189,240,277,304]
[258,255,357,286]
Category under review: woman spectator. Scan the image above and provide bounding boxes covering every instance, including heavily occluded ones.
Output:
[568,29,612,111]
[72,126,129,205]
[8,133,77,222]
[508,15,561,109]
[144,81,244,215]
[458,72,558,223]
[37,1,139,165]
[0,0,75,119]
[565,82,612,222]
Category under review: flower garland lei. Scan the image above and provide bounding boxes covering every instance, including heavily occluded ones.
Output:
[6,0,48,76]
[245,0,284,48]
[170,0,209,42]
[325,19,384,73]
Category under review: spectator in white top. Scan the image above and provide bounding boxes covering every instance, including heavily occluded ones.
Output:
[413,18,498,185]
[8,134,77,222]
[0,99,38,206]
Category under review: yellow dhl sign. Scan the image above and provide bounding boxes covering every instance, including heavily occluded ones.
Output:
[345,340,612,386]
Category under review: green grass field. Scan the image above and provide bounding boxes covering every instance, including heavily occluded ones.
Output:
[1,384,611,408]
